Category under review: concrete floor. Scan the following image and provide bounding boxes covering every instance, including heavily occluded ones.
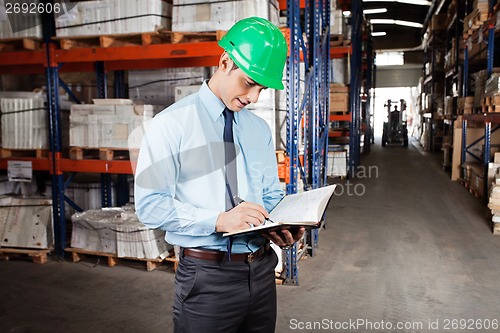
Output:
[2,140,500,333]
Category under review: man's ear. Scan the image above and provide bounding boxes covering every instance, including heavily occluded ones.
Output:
[218,52,231,72]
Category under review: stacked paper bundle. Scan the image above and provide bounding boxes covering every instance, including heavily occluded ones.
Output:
[69,99,153,149]
[128,67,207,107]
[55,0,172,37]
[0,3,42,39]
[172,0,280,32]
[0,93,48,149]
[0,196,53,250]
[71,206,171,259]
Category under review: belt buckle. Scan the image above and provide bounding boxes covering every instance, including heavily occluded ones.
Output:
[247,252,256,263]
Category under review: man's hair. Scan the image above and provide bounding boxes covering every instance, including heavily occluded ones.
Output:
[230,61,239,72]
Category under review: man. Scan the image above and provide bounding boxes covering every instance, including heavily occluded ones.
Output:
[134,17,304,333]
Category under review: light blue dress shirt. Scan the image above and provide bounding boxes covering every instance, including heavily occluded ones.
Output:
[134,81,284,253]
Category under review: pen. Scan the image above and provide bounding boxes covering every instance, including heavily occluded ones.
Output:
[233,195,275,225]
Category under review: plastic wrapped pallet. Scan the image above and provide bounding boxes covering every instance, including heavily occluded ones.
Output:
[0,93,48,149]
[55,0,172,36]
[0,196,53,249]
[71,207,171,259]
[0,2,42,39]
[172,0,280,32]
[45,177,116,220]
[129,67,208,107]
[69,99,153,149]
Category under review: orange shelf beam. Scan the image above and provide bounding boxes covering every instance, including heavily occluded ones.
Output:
[330,45,352,58]
[54,42,223,63]
[0,50,46,66]
[278,0,306,10]
[59,159,135,175]
[329,131,349,138]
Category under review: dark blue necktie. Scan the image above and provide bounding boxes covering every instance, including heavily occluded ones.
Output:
[223,108,238,210]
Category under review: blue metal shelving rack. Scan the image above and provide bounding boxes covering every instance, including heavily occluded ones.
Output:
[284,0,331,285]
[349,0,363,176]
[460,0,499,204]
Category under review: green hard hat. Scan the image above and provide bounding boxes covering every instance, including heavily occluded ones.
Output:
[218,17,287,90]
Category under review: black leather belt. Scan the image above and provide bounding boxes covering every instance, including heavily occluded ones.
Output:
[182,242,270,263]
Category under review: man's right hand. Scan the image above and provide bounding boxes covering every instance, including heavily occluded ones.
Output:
[215,202,269,233]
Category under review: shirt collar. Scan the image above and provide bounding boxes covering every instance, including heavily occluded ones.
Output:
[199,80,240,124]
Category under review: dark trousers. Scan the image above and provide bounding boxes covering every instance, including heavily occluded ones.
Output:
[173,248,278,333]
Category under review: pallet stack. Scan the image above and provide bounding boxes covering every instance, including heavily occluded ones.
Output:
[69,99,153,151]
[55,0,172,37]
[488,153,500,234]
[70,206,171,260]
[0,92,47,150]
[0,196,53,263]
[463,0,490,38]
[330,84,349,114]
[172,0,280,32]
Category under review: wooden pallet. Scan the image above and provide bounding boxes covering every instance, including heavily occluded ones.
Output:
[0,37,42,52]
[0,248,50,264]
[0,148,49,159]
[69,147,136,161]
[330,34,344,46]
[55,30,227,50]
[330,110,350,115]
[65,247,166,272]
[493,222,500,235]
[168,30,226,44]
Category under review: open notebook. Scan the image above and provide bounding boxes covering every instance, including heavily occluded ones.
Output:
[223,184,337,237]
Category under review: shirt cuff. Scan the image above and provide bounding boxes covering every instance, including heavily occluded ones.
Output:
[195,208,220,236]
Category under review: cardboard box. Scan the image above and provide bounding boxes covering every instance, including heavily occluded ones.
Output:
[330,92,349,112]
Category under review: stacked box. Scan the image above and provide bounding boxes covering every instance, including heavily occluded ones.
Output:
[0,95,47,149]
[174,85,201,102]
[488,154,500,233]
[0,4,42,39]
[247,89,277,147]
[55,0,172,36]
[327,150,347,177]
[430,14,448,32]
[128,67,207,108]
[45,177,116,219]
[330,9,346,36]
[71,207,171,259]
[330,58,349,85]
[69,99,153,149]
[473,70,488,108]
[172,0,280,32]
[330,84,349,113]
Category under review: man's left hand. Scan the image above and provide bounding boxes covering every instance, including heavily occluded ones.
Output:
[264,227,305,248]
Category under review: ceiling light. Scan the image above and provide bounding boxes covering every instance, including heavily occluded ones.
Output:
[343,10,351,17]
[363,0,430,5]
[370,19,423,28]
[372,32,387,36]
[364,8,388,15]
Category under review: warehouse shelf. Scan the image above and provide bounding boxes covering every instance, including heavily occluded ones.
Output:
[330,45,352,58]
[0,0,344,285]
[0,157,51,171]
[461,113,500,203]
[457,0,500,203]
[53,42,221,68]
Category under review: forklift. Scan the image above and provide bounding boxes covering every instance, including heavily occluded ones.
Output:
[382,99,408,147]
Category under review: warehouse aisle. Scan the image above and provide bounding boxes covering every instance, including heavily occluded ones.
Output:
[2,140,500,333]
